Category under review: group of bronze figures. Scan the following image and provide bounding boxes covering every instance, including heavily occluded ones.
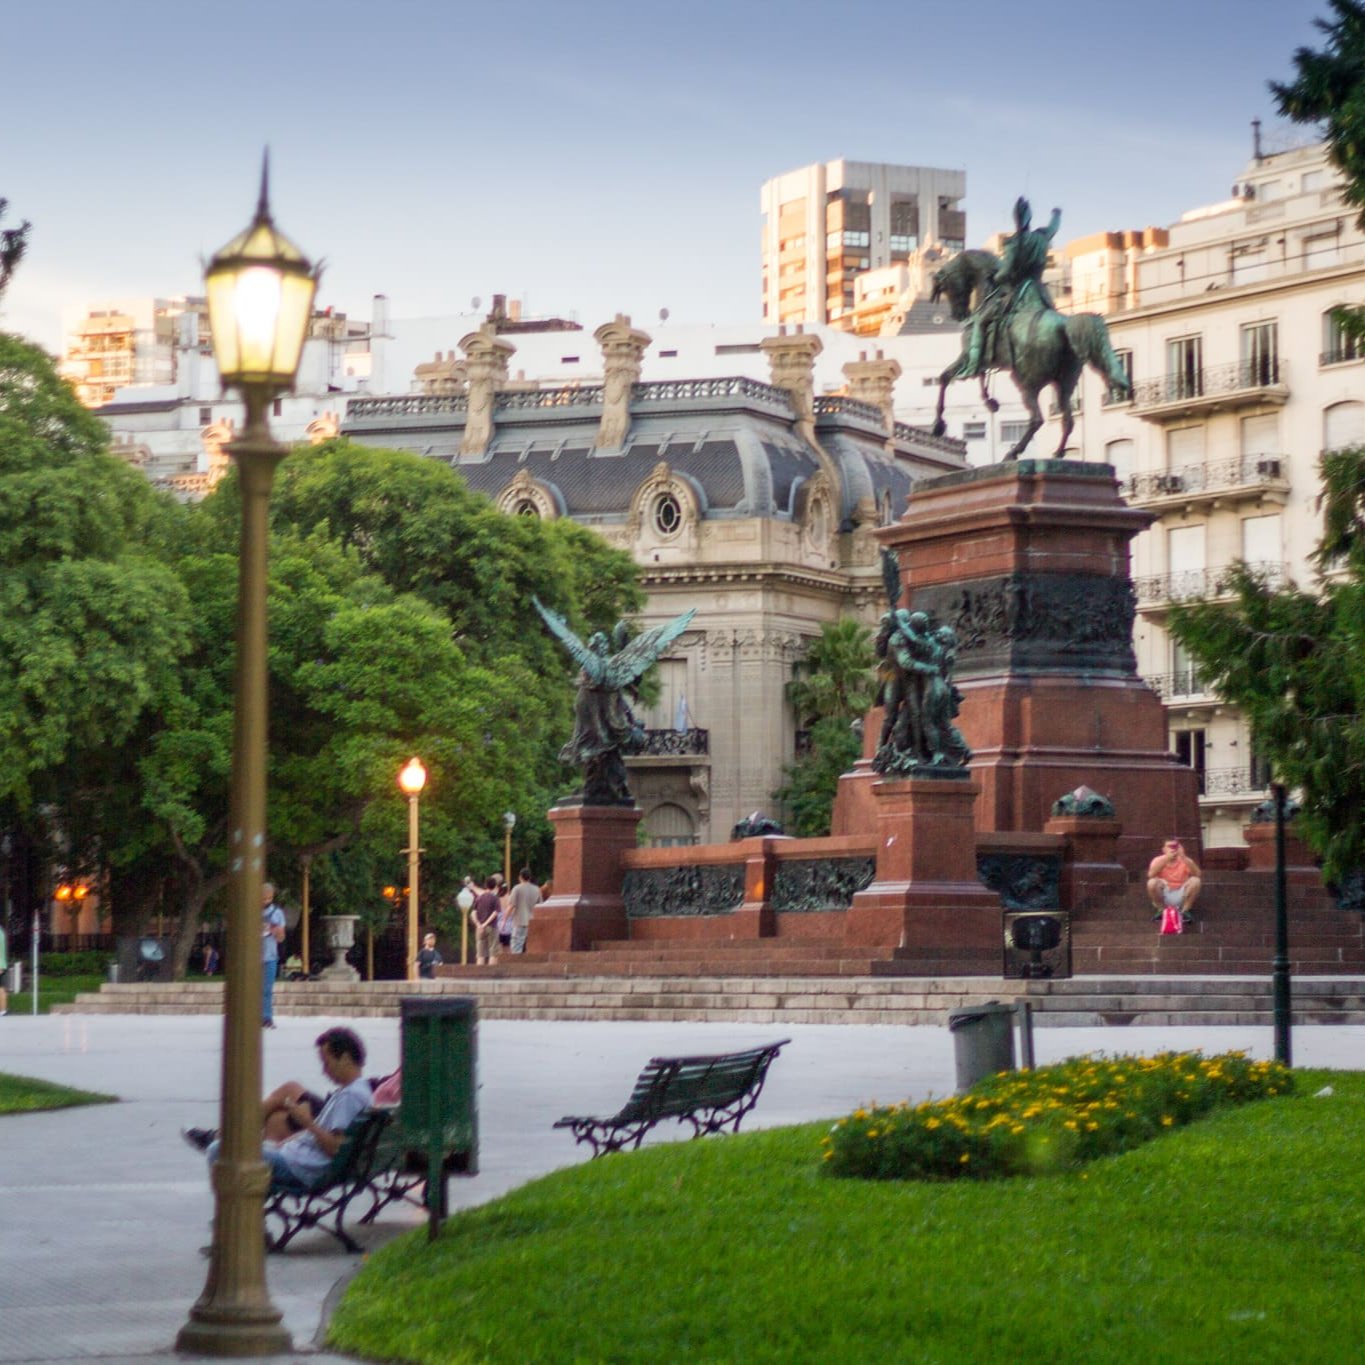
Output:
[538,198,1127,802]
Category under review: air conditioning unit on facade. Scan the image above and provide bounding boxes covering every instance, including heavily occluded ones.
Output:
[1255,458,1282,478]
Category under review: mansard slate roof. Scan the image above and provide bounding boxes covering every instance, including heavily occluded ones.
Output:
[342,376,963,526]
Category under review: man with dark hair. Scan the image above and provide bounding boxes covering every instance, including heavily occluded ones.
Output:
[471,875,502,966]
[508,867,542,954]
[184,1027,372,1190]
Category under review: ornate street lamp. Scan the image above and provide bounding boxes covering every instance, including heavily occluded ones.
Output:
[502,810,517,888]
[178,158,318,1359]
[399,757,428,983]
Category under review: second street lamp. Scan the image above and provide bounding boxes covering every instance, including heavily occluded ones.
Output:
[177,158,318,1359]
[399,758,427,982]
[502,810,517,887]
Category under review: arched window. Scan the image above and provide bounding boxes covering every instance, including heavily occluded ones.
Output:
[1324,400,1365,453]
[646,803,695,848]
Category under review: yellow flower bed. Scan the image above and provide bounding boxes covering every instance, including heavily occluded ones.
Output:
[822,1051,1291,1181]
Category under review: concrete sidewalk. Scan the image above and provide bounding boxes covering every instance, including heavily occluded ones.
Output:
[1,1012,1362,1364]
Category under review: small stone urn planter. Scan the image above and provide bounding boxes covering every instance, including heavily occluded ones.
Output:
[318,914,361,981]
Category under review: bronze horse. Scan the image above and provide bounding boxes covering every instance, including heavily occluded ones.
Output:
[931,250,1132,460]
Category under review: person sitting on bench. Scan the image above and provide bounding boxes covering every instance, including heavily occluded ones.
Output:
[183,1026,373,1190]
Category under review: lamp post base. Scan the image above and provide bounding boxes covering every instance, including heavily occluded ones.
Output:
[176,1314,293,1359]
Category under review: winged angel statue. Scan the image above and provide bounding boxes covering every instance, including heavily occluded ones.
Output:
[534,599,696,805]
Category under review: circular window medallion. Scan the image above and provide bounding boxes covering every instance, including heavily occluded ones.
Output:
[653,493,683,537]
[512,499,540,518]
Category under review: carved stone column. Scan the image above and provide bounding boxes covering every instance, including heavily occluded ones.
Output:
[842,352,902,434]
[414,350,467,396]
[761,329,823,447]
[459,324,515,456]
[594,314,651,451]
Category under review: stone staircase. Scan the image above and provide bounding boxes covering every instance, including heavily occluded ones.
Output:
[52,972,1365,1026]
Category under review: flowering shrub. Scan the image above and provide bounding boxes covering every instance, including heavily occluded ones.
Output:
[822,1051,1292,1181]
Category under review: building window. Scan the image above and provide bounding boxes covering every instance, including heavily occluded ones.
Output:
[1171,641,1203,697]
[1240,321,1279,386]
[1173,729,1207,794]
[842,230,870,249]
[199,406,212,424]
[1325,399,1365,451]
[1000,420,1029,445]
[512,499,540,518]
[272,398,283,417]
[963,421,987,440]
[1321,309,1361,366]
[1167,335,1203,399]
[653,493,683,537]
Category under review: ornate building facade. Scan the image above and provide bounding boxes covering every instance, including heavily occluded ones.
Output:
[344,319,967,843]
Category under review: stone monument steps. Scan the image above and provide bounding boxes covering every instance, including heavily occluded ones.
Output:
[52,973,1365,1025]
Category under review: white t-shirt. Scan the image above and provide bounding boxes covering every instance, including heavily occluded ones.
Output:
[273,1076,373,1185]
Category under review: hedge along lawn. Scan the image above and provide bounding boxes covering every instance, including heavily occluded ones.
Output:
[330,1067,1365,1365]
[0,1072,115,1114]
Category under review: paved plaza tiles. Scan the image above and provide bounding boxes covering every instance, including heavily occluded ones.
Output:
[1,1012,1362,1363]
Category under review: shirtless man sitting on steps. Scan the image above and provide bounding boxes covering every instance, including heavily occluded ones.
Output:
[1147,837,1202,928]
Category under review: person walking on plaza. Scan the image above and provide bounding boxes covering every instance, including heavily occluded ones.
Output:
[417,931,443,979]
[472,876,502,965]
[0,919,8,1016]
[1148,837,1202,934]
[261,882,287,1027]
[508,867,541,954]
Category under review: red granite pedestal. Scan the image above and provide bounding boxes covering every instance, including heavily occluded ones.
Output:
[873,460,1201,877]
[846,774,1000,952]
[529,802,642,953]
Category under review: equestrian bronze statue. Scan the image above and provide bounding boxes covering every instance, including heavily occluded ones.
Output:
[931,198,1132,461]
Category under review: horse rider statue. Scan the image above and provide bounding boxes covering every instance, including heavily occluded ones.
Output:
[959,198,1061,381]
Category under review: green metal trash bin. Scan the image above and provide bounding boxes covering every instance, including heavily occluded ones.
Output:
[947,1001,1016,1093]
[399,996,478,1234]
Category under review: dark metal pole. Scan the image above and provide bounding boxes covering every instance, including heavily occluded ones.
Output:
[1272,782,1292,1066]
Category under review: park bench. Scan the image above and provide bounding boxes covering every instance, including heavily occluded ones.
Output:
[553,1038,790,1157]
[263,1107,394,1254]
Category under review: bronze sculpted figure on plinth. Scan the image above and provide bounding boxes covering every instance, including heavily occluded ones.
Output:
[873,551,970,775]
[930,197,1132,460]
[534,599,696,806]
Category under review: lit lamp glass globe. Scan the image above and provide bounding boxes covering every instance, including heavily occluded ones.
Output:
[205,161,320,393]
[398,757,428,797]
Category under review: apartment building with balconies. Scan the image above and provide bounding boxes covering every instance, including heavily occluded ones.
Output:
[1051,137,1365,848]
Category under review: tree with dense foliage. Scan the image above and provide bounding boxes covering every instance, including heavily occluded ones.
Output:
[1272,0,1365,341]
[774,618,876,837]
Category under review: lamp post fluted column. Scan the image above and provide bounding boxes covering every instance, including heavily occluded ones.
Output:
[178,394,292,1357]
[178,160,318,1358]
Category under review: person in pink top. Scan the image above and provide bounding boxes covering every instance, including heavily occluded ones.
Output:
[1147,837,1202,934]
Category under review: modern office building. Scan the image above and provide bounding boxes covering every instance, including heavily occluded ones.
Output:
[760,159,966,333]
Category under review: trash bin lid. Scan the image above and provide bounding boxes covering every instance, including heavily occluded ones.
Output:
[947,1001,1014,1030]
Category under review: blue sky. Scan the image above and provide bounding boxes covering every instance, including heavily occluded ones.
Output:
[0,0,1333,349]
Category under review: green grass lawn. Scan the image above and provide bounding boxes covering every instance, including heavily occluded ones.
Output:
[0,1072,115,1114]
[330,1067,1362,1365]
[5,972,104,1015]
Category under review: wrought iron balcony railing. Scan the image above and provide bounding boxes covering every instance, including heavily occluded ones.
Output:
[1124,454,1289,502]
[1133,561,1288,608]
[1132,358,1286,410]
[1200,765,1271,798]
[1143,670,1210,700]
[635,728,709,757]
